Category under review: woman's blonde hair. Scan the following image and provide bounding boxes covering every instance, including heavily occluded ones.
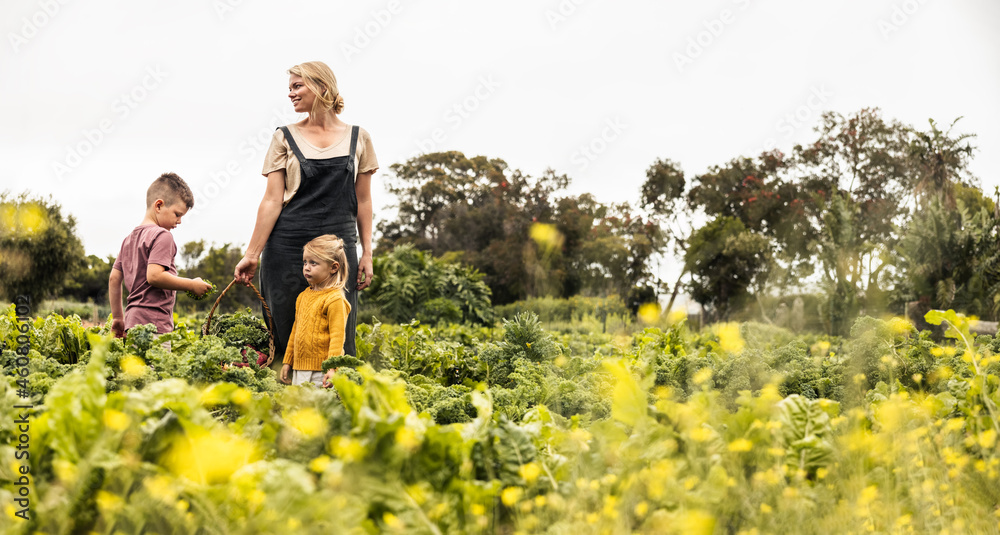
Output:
[304,234,349,292]
[288,61,345,115]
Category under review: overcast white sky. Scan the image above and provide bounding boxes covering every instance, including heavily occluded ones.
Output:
[2,0,998,271]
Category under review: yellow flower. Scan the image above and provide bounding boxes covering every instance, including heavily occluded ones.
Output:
[811,340,831,356]
[287,407,326,439]
[978,429,997,449]
[728,438,753,452]
[309,455,331,473]
[120,355,147,378]
[1,202,49,236]
[163,429,259,484]
[95,491,122,513]
[945,418,965,432]
[689,426,714,442]
[53,459,78,484]
[679,510,716,535]
[887,317,913,335]
[634,501,649,517]
[247,490,265,508]
[534,495,547,508]
[395,427,421,452]
[470,503,486,516]
[501,487,523,507]
[858,485,878,507]
[715,322,744,354]
[693,367,713,386]
[330,437,366,462]
[638,303,661,324]
[519,462,541,484]
[760,503,772,514]
[529,223,564,251]
[666,308,688,325]
[231,388,252,406]
[383,512,404,529]
[103,409,131,431]
[406,484,428,506]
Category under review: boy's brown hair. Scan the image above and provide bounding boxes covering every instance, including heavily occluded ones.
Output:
[146,172,195,209]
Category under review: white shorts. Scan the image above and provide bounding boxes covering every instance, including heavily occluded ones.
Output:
[292,370,325,387]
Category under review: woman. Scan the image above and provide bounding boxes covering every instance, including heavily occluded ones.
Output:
[234,61,377,369]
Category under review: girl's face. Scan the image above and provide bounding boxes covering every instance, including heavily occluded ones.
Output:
[288,74,317,114]
[303,249,337,289]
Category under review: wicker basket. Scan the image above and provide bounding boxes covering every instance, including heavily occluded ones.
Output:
[201,279,277,367]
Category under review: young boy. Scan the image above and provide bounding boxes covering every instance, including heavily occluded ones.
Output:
[109,172,212,338]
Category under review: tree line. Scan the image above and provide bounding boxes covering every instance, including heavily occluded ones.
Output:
[2,108,997,333]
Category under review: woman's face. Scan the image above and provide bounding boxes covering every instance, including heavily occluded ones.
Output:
[288,74,317,113]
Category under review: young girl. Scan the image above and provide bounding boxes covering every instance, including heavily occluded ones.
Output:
[280,234,352,387]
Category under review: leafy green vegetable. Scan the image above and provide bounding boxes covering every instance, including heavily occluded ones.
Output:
[185,278,217,300]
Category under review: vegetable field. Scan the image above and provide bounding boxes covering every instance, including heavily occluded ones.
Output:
[2,306,999,534]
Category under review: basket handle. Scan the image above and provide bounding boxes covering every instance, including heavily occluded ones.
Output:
[201,278,277,367]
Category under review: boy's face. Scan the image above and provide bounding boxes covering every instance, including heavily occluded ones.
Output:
[153,200,189,230]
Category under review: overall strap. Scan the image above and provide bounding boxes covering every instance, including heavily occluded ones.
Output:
[278,126,310,170]
[347,125,359,176]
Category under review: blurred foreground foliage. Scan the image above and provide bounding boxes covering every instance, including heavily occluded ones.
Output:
[1,305,998,534]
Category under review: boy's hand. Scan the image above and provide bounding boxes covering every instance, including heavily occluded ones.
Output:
[191,278,213,297]
[280,363,292,385]
[112,318,125,338]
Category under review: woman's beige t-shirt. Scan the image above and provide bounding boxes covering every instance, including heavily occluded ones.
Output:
[261,124,379,205]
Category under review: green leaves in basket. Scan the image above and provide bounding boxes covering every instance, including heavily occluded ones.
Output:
[186,279,217,301]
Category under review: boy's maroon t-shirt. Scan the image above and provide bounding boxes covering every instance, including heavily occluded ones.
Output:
[112,224,177,334]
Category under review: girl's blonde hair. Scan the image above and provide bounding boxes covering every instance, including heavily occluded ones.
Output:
[288,61,345,116]
[304,234,349,292]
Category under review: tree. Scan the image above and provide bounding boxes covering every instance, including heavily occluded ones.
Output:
[908,117,977,207]
[570,202,664,300]
[640,158,689,313]
[897,188,1000,320]
[380,151,571,304]
[0,192,86,303]
[684,216,771,322]
[177,242,258,313]
[63,254,115,303]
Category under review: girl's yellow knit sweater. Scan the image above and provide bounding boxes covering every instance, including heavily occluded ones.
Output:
[282,286,351,371]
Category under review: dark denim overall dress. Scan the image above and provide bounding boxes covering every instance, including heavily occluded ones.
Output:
[260,125,360,365]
